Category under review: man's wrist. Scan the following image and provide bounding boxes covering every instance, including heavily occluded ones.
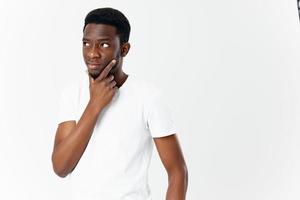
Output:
[87,100,105,114]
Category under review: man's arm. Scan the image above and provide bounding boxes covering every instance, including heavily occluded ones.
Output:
[154,134,188,200]
[51,60,117,178]
[51,101,105,177]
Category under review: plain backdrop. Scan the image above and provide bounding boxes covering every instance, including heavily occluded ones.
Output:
[1,0,300,199]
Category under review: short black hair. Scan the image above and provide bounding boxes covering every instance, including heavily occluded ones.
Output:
[83,7,131,44]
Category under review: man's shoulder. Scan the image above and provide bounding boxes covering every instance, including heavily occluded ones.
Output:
[59,76,84,100]
[129,75,161,96]
[63,73,89,90]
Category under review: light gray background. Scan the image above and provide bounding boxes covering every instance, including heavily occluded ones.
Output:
[0,0,300,199]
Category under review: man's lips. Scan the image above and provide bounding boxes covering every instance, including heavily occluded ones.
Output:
[87,63,101,70]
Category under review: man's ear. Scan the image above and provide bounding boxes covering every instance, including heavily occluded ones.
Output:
[121,42,130,57]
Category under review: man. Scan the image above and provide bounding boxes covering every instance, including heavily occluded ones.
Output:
[51,7,188,200]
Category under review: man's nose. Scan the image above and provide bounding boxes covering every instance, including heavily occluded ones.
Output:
[88,45,100,58]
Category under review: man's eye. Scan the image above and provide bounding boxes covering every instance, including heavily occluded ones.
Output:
[83,42,90,47]
[101,43,109,48]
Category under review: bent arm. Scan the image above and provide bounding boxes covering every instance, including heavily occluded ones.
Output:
[154,134,188,200]
[51,101,104,178]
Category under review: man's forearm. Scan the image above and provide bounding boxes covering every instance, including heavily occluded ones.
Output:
[52,101,104,177]
[166,168,188,200]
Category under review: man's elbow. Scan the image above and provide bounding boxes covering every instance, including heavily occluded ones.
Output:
[180,165,189,183]
[53,169,68,178]
[52,163,69,178]
[168,164,188,183]
[51,154,69,178]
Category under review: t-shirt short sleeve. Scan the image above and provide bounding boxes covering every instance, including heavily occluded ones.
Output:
[144,89,177,138]
[57,83,78,125]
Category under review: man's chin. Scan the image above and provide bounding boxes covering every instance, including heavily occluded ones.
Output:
[87,66,116,79]
[88,72,100,80]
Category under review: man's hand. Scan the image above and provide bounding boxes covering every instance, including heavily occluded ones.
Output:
[89,59,118,108]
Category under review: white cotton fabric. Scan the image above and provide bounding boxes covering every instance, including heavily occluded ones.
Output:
[57,73,177,200]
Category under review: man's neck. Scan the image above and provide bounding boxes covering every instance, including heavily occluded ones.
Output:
[113,71,128,89]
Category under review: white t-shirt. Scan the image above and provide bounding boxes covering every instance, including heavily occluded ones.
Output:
[57,73,177,200]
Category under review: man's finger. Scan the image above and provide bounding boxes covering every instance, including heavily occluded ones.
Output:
[96,59,116,81]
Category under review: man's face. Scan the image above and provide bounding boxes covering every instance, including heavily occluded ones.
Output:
[82,23,121,79]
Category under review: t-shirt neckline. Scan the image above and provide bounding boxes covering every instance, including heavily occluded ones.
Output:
[118,74,131,91]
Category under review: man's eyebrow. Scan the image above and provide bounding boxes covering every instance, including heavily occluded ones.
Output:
[82,37,111,41]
